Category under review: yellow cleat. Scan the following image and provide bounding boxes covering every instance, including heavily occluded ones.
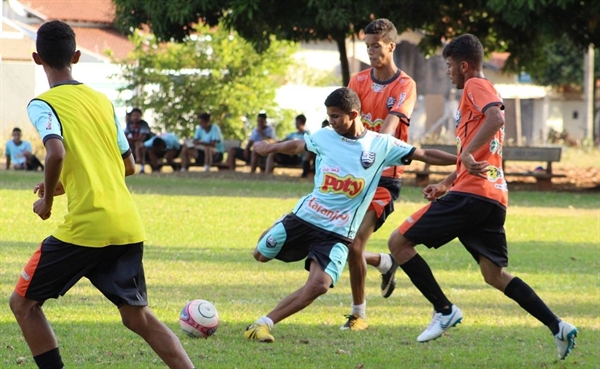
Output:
[340,315,368,331]
[244,323,275,342]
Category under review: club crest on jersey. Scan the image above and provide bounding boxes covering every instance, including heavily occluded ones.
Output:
[361,151,376,168]
[386,96,396,110]
[266,235,277,248]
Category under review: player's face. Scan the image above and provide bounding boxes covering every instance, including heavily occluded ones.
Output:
[12,131,22,143]
[365,33,394,69]
[326,107,354,136]
[445,57,466,89]
[130,111,141,123]
[198,118,210,130]
[257,117,267,128]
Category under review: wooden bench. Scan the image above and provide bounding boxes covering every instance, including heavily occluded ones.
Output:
[407,144,565,190]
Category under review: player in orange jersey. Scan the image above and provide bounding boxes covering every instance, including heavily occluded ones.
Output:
[388,33,577,360]
[342,18,418,331]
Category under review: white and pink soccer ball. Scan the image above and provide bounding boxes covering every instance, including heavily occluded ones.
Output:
[179,299,219,338]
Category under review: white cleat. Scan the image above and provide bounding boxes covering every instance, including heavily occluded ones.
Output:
[417,305,463,342]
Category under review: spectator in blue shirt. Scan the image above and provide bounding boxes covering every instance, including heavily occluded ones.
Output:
[265,114,310,175]
[143,132,181,172]
[125,108,154,173]
[227,112,276,172]
[180,113,224,172]
[5,127,44,171]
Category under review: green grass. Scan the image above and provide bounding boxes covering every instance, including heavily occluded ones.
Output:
[1,171,599,368]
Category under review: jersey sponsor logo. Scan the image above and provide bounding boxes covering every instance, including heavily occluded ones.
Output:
[21,270,30,281]
[361,117,384,132]
[320,173,364,198]
[371,83,388,93]
[341,137,358,144]
[396,92,407,108]
[361,151,376,169]
[386,96,396,110]
[486,165,504,182]
[307,197,350,223]
[468,92,481,111]
[323,165,340,173]
[45,112,53,130]
[266,235,277,248]
[455,109,461,127]
[357,75,368,82]
[490,138,500,154]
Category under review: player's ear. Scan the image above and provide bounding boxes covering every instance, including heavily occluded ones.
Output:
[72,50,81,65]
[460,60,469,73]
[389,41,396,53]
[32,52,43,65]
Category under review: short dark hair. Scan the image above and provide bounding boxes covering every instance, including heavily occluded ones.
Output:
[321,119,330,128]
[258,113,267,120]
[36,20,76,69]
[295,114,307,124]
[442,34,484,70]
[151,137,165,148]
[129,108,143,115]
[324,88,361,115]
[364,19,398,44]
[12,127,22,133]
[197,112,211,121]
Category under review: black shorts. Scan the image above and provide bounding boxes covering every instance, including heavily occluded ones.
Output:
[256,214,350,286]
[275,153,303,166]
[15,236,148,307]
[197,150,223,163]
[400,193,508,267]
[232,147,249,163]
[372,177,402,232]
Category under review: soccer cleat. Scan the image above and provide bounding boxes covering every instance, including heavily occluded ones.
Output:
[244,323,275,343]
[417,305,463,342]
[340,315,368,331]
[381,254,399,298]
[554,321,578,360]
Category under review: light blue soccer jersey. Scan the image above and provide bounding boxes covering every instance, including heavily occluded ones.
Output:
[292,127,415,239]
[5,140,32,165]
[193,124,224,152]
[144,132,181,150]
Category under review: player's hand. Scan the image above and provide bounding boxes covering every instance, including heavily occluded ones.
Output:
[33,182,65,198]
[33,197,53,220]
[423,182,448,201]
[253,141,271,156]
[460,153,489,178]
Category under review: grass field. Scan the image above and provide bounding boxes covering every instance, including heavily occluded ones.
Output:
[0,170,598,368]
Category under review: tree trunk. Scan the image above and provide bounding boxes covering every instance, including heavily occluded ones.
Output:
[334,34,350,87]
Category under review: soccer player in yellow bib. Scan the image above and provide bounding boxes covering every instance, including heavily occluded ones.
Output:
[9,21,195,369]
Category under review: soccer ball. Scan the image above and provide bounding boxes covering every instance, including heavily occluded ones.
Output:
[179,299,219,338]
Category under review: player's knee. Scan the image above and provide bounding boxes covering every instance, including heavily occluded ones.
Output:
[9,293,36,317]
[305,278,329,298]
[347,241,365,256]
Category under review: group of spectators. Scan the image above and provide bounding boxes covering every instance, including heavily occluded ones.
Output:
[122,108,317,176]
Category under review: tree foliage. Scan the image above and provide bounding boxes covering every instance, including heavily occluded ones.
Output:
[113,0,599,86]
[117,23,298,139]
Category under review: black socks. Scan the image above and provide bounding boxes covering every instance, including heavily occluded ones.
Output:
[400,253,452,313]
[504,277,560,335]
[33,347,64,369]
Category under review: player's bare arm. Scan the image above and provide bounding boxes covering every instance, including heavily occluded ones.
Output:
[33,138,64,220]
[423,171,457,201]
[123,152,136,176]
[410,148,457,166]
[379,114,402,135]
[461,105,504,175]
[33,181,65,198]
[254,140,305,156]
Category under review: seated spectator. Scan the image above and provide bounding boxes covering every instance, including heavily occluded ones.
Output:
[125,108,153,173]
[5,127,44,171]
[265,114,310,175]
[227,113,275,173]
[180,112,224,172]
[143,132,181,173]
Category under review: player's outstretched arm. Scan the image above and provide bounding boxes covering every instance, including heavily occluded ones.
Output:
[254,140,305,157]
[410,148,457,166]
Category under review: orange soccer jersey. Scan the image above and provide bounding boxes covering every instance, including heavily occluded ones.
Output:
[451,78,508,207]
[348,69,416,178]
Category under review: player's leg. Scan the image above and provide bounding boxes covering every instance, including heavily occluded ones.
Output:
[250,149,260,173]
[265,153,276,174]
[9,293,62,366]
[119,305,194,368]
[147,149,160,172]
[89,242,194,367]
[180,146,194,170]
[342,210,377,330]
[203,146,214,169]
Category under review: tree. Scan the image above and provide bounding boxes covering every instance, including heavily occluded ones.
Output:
[117,23,298,139]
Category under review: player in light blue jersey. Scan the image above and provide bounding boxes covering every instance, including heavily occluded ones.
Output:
[244,87,457,342]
